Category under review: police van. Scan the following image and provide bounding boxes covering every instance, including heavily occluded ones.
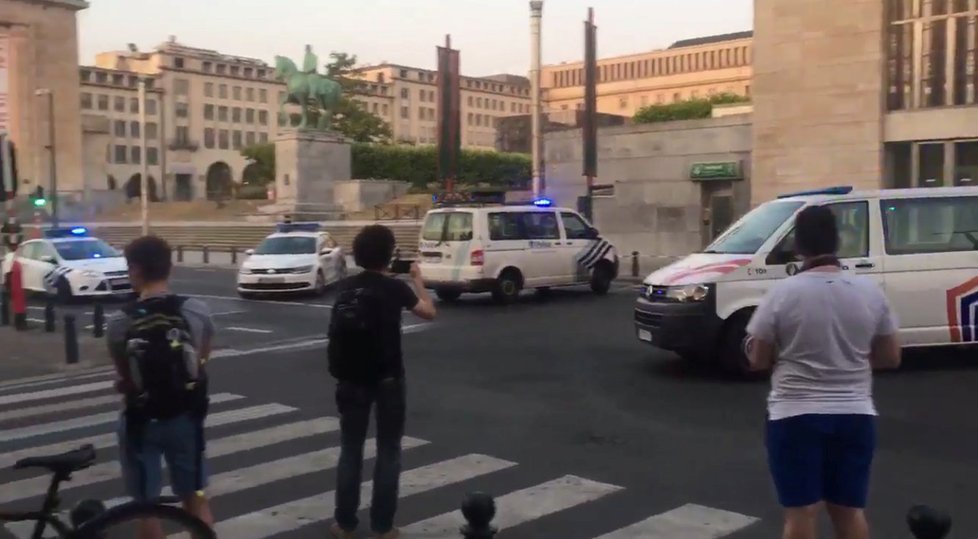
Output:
[417,194,619,303]
[634,185,978,373]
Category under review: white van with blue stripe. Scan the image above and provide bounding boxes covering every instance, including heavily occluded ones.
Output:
[417,197,619,304]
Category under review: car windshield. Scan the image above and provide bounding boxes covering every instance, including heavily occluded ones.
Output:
[254,236,316,255]
[53,239,121,260]
[703,200,805,255]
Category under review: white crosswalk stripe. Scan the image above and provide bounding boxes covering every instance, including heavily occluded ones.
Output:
[0,376,762,539]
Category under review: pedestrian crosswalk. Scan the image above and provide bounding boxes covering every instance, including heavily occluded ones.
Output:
[0,369,762,538]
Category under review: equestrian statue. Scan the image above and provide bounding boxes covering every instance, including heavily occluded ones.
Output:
[274,45,342,130]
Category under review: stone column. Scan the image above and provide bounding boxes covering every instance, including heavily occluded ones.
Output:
[273,129,350,221]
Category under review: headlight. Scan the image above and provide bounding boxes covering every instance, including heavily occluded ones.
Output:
[292,265,314,274]
[664,284,710,302]
[80,270,101,278]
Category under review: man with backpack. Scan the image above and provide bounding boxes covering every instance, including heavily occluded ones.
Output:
[328,224,437,539]
[107,235,215,539]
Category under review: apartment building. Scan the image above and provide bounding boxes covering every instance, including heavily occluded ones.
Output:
[541,31,753,117]
[353,64,531,148]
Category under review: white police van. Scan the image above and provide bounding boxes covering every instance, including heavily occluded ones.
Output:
[0,227,131,301]
[237,222,347,298]
[417,194,619,303]
[634,185,978,373]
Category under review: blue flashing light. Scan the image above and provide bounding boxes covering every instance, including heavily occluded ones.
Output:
[533,198,554,207]
[44,227,90,239]
[71,227,87,235]
[777,186,853,199]
[275,222,320,233]
[93,253,101,258]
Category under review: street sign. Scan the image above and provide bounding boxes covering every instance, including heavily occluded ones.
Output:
[690,161,743,181]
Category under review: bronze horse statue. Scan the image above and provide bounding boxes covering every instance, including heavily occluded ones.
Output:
[273,55,342,130]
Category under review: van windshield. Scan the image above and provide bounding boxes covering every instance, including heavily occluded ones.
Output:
[703,200,804,254]
[422,212,474,242]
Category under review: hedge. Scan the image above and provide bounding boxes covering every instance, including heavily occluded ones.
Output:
[633,93,750,124]
[351,144,531,191]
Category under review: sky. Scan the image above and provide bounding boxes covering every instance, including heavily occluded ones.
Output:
[77,0,753,77]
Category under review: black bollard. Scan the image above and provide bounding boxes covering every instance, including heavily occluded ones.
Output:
[631,251,639,277]
[203,245,210,264]
[460,492,497,539]
[177,245,184,263]
[44,299,55,332]
[907,505,952,539]
[64,314,79,365]
[231,246,237,265]
[92,302,104,338]
[0,289,9,326]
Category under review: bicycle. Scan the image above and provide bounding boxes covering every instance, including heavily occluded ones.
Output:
[0,443,215,538]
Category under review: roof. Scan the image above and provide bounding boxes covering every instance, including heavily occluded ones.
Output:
[775,185,978,203]
[668,31,753,49]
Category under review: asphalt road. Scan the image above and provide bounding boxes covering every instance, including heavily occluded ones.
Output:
[2,266,977,538]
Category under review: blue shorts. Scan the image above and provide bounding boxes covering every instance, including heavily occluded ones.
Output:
[766,413,876,508]
[117,412,209,501]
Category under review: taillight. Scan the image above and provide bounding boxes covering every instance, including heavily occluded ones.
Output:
[470,249,484,266]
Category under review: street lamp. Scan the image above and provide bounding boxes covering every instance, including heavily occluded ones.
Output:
[138,78,149,235]
[34,88,57,227]
[529,1,544,198]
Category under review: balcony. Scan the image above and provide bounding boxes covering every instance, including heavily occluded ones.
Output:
[167,139,199,152]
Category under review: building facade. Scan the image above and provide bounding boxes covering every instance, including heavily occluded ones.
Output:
[541,31,753,117]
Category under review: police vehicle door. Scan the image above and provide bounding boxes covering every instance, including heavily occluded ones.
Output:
[520,210,562,286]
[559,211,599,283]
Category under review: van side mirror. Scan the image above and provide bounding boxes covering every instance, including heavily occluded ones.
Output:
[765,245,798,266]
[40,255,57,265]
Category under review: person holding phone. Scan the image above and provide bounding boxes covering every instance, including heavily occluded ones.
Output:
[327,224,436,539]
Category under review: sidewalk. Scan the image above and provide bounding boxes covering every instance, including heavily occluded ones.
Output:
[0,325,111,382]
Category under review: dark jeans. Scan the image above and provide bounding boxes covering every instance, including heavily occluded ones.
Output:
[334,377,406,533]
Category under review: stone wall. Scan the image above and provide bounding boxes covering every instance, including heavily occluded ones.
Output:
[332,179,410,212]
[544,114,752,271]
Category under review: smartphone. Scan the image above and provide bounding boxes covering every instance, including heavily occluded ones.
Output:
[390,259,412,274]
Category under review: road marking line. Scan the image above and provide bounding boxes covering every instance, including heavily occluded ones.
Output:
[213,454,516,539]
[0,403,298,470]
[211,323,430,359]
[2,417,343,537]
[211,310,246,316]
[0,381,115,407]
[185,293,333,309]
[401,475,624,537]
[591,503,760,539]
[225,326,273,334]
[0,367,114,393]
[106,436,429,510]
[0,394,242,444]
[1,393,120,423]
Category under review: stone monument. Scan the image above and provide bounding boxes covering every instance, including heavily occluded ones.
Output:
[268,45,347,221]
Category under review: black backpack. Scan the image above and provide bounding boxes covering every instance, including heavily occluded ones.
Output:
[122,295,208,420]
[327,283,386,383]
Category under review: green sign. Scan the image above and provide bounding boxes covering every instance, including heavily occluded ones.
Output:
[690,161,743,181]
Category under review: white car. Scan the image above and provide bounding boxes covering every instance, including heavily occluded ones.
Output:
[1,227,132,301]
[237,222,348,298]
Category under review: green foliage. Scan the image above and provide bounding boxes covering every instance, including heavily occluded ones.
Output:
[351,144,531,190]
[316,52,393,143]
[632,93,749,124]
[240,143,275,185]
[236,183,269,200]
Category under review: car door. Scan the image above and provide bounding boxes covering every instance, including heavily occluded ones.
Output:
[33,241,63,291]
[519,210,562,286]
[559,211,601,283]
[15,241,44,291]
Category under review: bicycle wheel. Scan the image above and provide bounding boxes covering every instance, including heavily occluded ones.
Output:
[72,502,215,539]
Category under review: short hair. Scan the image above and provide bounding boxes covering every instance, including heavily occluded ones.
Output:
[353,224,396,271]
[124,235,173,282]
[793,205,838,258]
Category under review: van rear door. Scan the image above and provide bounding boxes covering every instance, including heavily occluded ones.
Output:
[419,210,475,268]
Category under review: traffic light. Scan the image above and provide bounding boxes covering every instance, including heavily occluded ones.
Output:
[31,186,46,208]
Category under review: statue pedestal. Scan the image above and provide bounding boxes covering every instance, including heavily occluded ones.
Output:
[272,129,349,220]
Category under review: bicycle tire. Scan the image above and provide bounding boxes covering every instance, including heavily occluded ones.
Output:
[71,502,215,539]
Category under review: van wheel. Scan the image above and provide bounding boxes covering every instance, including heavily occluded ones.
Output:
[719,311,754,376]
[436,289,462,302]
[492,270,522,304]
[590,262,614,295]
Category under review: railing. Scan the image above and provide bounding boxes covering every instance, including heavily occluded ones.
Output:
[167,139,199,151]
[374,203,422,221]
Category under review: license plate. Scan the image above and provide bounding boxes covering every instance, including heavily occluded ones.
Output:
[637,329,652,342]
[424,256,442,263]
[258,277,285,284]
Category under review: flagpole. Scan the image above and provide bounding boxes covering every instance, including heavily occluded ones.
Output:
[530,1,544,198]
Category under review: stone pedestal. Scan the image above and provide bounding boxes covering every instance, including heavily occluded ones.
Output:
[272,129,350,220]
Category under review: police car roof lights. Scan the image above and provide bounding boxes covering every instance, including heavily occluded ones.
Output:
[777,186,853,199]
[275,222,320,233]
[532,198,553,207]
[43,226,90,238]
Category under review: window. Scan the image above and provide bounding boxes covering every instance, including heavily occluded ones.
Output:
[246,108,255,123]
[204,104,214,120]
[259,89,267,103]
[258,110,268,125]
[174,78,190,96]
[882,196,978,254]
[401,88,410,99]
[232,130,242,149]
[202,61,212,73]
[233,107,242,123]
[216,64,227,75]
[173,57,185,69]
[244,67,253,78]
[204,128,215,149]
[98,95,109,110]
[560,212,592,239]
[246,131,256,146]
[827,202,870,258]
[233,86,242,100]
[382,104,389,115]
[246,88,255,101]
[488,212,524,240]
[421,212,474,241]
[401,106,409,119]
[146,122,158,139]
[219,84,228,99]
[175,102,188,118]
[130,97,139,113]
[114,120,126,137]
[707,200,805,255]
[175,126,190,144]
[130,146,141,164]
[522,211,560,240]
[80,92,92,109]
[218,106,228,122]
[147,147,159,165]
[219,129,229,149]
[259,132,268,143]
[114,96,125,112]
[204,82,214,97]
[146,99,157,115]
[130,121,140,138]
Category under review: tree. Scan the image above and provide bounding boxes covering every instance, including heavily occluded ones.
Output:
[320,52,393,143]
[240,143,275,185]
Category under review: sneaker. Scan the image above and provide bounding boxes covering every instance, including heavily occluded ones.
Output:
[329,522,356,539]
[374,528,400,539]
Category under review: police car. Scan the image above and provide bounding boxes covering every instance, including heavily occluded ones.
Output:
[237,222,348,298]
[1,227,131,301]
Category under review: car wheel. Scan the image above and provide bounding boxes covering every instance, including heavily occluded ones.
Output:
[313,271,326,296]
[436,289,462,302]
[492,270,522,305]
[719,311,757,377]
[590,262,614,295]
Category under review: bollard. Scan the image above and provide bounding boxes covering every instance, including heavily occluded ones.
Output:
[177,245,184,263]
[907,505,951,539]
[64,314,79,365]
[459,492,497,539]
[231,246,237,265]
[92,301,105,338]
[631,251,639,278]
[10,259,27,331]
[44,299,55,333]
[203,245,210,264]
[1,288,9,326]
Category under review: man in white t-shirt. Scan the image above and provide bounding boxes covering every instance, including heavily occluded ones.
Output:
[745,205,901,539]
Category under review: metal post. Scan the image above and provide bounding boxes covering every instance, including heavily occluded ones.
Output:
[460,492,497,539]
[907,505,951,539]
[44,299,55,332]
[36,89,58,227]
[202,245,209,264]
[230,246,237,265]
[64,314,79,364]
[631,251,639,278]
[139,79,149,235]
[177,245,184,263]
[529,1,544,198]
[92,301,104,338]
[0,288,9,326]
